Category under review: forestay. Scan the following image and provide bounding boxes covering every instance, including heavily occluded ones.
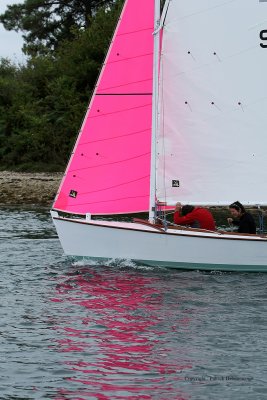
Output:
[156,0,267,206]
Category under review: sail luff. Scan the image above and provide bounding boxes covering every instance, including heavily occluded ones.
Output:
[149,0,161,223]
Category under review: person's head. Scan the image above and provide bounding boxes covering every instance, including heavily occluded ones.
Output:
[229,201,245,218]
[181,205,195,216]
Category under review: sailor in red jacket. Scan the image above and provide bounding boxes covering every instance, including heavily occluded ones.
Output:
[173,202,216,231]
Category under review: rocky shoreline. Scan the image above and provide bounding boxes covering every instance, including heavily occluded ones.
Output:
[1,171,265,214]
[0,171,62,206]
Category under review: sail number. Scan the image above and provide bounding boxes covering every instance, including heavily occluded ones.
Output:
[260,30,267,47]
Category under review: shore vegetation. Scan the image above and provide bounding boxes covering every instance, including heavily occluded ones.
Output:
[0,0,123,172]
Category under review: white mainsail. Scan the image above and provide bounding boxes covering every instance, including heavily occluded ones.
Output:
[156,0,267,206]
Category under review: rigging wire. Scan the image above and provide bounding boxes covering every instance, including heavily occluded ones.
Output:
[168,0,238,23]
[258,206,265,234]
[155,39,169,229]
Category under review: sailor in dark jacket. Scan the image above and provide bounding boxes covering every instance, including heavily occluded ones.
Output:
[227,201,256,234]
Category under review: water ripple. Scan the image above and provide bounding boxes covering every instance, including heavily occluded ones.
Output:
[0,207,267,399]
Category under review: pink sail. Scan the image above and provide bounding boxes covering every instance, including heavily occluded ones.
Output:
[53,0,154,215]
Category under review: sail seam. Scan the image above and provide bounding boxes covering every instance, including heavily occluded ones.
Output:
[69,152,150,172]
[96,93,152,96]
[65,194,149,207]
[97,78,152,92]
[79,128,150,145]
[88,103,152,119]
[117,27,153,37]
[77,176,150,196]
[106,52,153,64]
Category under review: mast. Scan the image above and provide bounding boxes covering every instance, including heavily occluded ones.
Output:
[149,0,161,223]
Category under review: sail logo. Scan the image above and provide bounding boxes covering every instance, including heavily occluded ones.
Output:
[69,190,78,198]
[260,30,267,47]
[172,180,180,187]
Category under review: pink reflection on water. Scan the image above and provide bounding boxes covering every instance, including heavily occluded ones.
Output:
[51,267,192,399]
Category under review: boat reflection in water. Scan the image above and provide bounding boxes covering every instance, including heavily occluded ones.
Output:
[51,263,193,399]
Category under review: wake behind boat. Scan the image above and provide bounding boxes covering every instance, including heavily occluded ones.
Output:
[51,0,267,271]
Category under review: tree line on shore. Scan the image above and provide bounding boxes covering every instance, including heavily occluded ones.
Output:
[0,0,123,172]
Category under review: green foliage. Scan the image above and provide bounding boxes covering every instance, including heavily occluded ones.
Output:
[0,0,123,172]
[0,0,116,56]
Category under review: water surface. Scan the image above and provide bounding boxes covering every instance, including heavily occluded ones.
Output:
[0,207,266,399]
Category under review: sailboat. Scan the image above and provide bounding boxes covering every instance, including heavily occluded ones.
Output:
[51,0,267,272]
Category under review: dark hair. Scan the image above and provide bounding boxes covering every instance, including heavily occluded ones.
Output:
[229,201,245,214]
[181,205,195,216]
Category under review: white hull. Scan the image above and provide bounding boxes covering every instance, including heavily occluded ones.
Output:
[52,214,267,272]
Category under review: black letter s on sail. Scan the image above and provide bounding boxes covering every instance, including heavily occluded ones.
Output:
[260,30,267,48]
